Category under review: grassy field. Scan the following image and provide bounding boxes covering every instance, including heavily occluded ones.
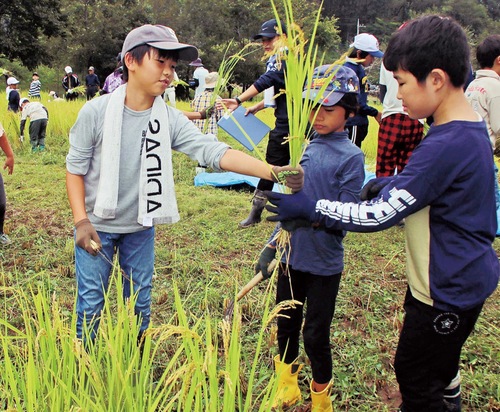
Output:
[0,94,498,411]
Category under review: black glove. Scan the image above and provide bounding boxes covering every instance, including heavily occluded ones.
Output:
[75,218,101,256]
[265,190,316,223]
[281,219,311,232]
[360,177,394,201]
[271,165,304,192]
[255,246,276,279]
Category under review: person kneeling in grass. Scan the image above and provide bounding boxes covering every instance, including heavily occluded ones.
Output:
[264,15,499,412]
[256,64,364,411]
[65,24,303,345]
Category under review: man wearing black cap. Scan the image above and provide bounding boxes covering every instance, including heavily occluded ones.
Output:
[221,18,289,228]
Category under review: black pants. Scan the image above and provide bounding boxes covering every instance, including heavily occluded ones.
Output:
[395,289,483,412]
[86,86,99,100]
[346,124,369,148]
[29,119,47,148]
[257,128,290,192]
[276,265,342,384]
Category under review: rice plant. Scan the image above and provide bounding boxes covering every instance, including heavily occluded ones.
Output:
[0,259,283,411]
[203,41,259,134]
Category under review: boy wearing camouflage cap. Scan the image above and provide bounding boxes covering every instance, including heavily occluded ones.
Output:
[256,64,364,411]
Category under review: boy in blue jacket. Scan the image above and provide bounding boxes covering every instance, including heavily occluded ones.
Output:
[265,15,499,412]
[257,65,364,411]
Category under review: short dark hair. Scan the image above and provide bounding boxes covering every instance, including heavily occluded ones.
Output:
[122,45,179,82]
[336,93,358,119]
[476,34,500,69]
[384,15,470,88]
[348,48,369,60]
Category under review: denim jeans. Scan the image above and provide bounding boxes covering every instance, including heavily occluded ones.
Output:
[75,227,155,340]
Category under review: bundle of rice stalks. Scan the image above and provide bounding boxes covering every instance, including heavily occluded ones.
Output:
[70,85,87,96]
[271,0,348,170]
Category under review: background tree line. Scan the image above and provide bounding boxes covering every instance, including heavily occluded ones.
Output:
[1,0,499,96]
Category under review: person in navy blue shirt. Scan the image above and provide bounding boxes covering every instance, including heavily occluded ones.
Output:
[265,16,499,412]
[344,33,383,148]
[221,19,289,228]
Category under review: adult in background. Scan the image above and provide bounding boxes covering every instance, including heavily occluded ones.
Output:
[344,33,383,148]
[189,57,209,98]
[465,34,500,231]
[28,72,42,99]
[85,66,100,100]
[465,34,500,153]
[220,18,289,228]
[191,71,224,174]
[191,71,223,135]
[101,53,124,95]
[376,62,424,177]
[6,77,20,112]
[62,66,81,101]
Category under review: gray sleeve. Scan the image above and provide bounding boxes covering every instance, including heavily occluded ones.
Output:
[167,108,231,171]
[66,98,105,175]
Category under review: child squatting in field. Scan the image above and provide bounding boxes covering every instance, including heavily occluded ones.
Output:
[265,15,499,412]
[255,64,365,411]
[65,24,304,342]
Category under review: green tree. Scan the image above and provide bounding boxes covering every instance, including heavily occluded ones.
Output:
[147,0,341,89]
[43,0,153,82]
[0,0,66,69]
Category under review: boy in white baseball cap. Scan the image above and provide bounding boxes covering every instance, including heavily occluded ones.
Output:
[344,33,384,147]
[66,23,303,345]
[351,33,384,58]
[6,77,20,112]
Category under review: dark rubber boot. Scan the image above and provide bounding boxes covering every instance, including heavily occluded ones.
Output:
[239,189,267,228]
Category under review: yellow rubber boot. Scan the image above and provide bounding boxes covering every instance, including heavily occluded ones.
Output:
[310,380,333,412]
[272,355,303,409]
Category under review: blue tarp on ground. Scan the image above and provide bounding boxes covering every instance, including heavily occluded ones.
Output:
[194,170,376,190]
[194,171,261,189]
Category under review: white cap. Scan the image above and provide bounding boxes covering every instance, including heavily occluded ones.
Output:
[65,66,72,74]
[7,77,19,85]
[350,33,384,58]
[19,97,30,107]
[88,66,94,71]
